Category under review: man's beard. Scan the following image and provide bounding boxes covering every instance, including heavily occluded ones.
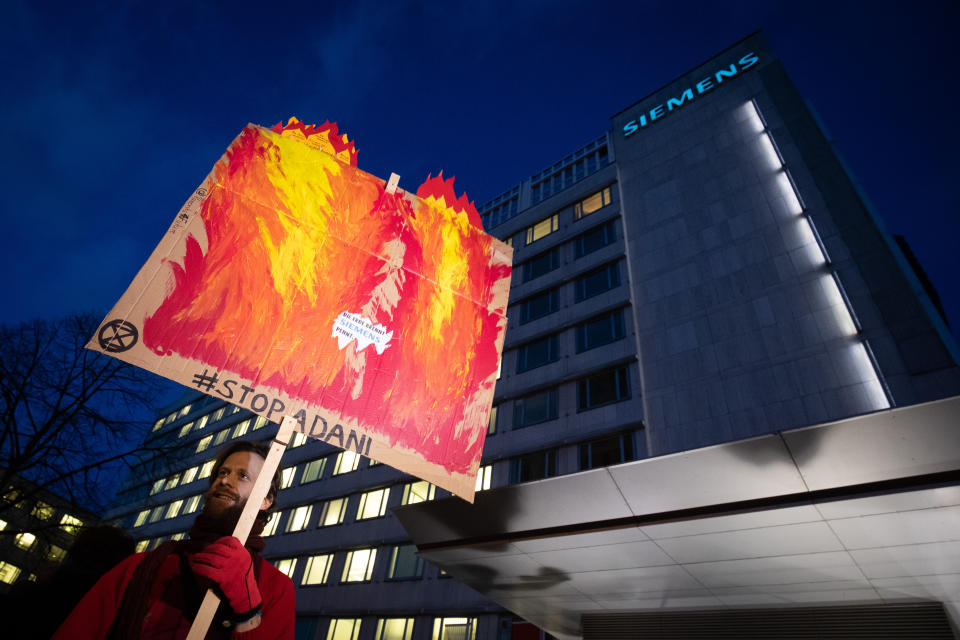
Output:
[199,491,248,531]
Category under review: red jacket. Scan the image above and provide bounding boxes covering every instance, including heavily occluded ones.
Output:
[52,551,294,639]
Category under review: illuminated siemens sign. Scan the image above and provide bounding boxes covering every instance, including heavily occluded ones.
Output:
[623,52,759,137]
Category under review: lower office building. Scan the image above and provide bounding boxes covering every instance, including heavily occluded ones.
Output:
[105,31,960,639]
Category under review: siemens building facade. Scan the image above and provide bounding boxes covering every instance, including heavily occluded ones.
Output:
[104,32,960,640]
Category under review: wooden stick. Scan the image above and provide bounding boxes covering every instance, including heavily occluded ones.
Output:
[185,415,296,640]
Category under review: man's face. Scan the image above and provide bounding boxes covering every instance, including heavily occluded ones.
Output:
[203,451,273,516]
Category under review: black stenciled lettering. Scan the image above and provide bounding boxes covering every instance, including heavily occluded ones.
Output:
[218,379,236,400]
[345,430,366,454]
[310,415,328,439]
[293,409,307,430]
[268,398,285,421]
[250,393,269,412]
[238,385,254,404]
[364,437,371,456]
[326,424,344,448]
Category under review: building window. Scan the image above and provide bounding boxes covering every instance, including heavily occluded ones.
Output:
[516,335,560,373]
[213,429,229,446]
[253,416,269,430]
[181,466,199,485]
[341,548,377,582]
[376,618,415,640]
[286,505,313,532]
[198,460,216,479]
[0,562,22,585]
[333,451,361,475]
[524,214,558,245]
[522,247,560,282]
[150,479,165,495]
[47,545,66,562]
[510,450,558,484]
[302,554,334,586]
[574,261,621,302]
[574,219,618,259]
[580,432,636,470]
[578,366,631,411]
[135,540,149,552]
[301,458,327,484]
[318,497,349,527]
[387,544,423,580]
[195,414,209,431]
[280,466,297,489]
[356,488,390,520]
[211,407,226,423]
[164,474,180,491]
[31,502,55,520]
[575,310,626,352]
[14,532,36,551]
[512,388,559,428]
[519,288,560,325]
[178,421,194,438]
[60,514,83,535]
[401,481,435,505]
[327,619,362,640]
[290,431,309,447]
[574,186,612,219]
[134,509,149,527]
[432,617,477,640]
[195,435,213,453]
[183,494,202,515]
[475,465,492,492]
[262,511,282,536]
[152,419,164,432]
[179,404,192,417]
[232,419,251,439]
[165,500,183,519]
[273,557,297,578]
[488,406,498,435]
[148,506,164,523]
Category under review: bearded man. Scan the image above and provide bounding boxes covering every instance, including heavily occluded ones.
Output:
[54,440,295,639]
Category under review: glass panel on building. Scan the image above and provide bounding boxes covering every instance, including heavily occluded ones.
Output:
[14,532,36,550]
[301,458,327,484]
[280,466,297,489]
[319,497,349,527]
[580,432,636,470]
[341,548,376,582]
[327,618,361,640]
[333,451,361,475]
[512,388,559,428]
[274,557,297,578]
[574,219,617,259]
[31,501,55,520]
[510,449,557,483]
[302,553,333,586]
[387,544,422,580]
[432,617,477,640]
[475,465,492,492]
[575,309,626,352]
[401,481,435,505]
[376,618,414,640]
[577,366,631,410]
[286,505,313,532]
[574,261,621,302]
[356,488,390,520]
[0,561,22,585]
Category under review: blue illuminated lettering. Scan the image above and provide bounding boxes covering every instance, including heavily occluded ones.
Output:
[738,51,759,69]
[649,104,665,120]
[666,88,694,111]
[714,64,738,83]
[696,77,714,93]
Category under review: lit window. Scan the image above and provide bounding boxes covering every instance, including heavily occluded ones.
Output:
[164,474,180,491]
[0,561,22,585]
[356,488,389,520]
[170,532,186,541]
[289,432,309,447]
[327,619,361,640]
[401,481,435,505]
[577,366,631,411]
[280,466,297,489]
[0,519,6,530]
[150,479,165,495]
[286,505,313,532]
[165,412,177,425]
[341,548,377,582]
[179,404,192,417]
[60,514,83,535]
[253,416,269,430]
[31,502,55,520]
[273,558,297,578]
[178,421,194,438]
[487,406,498,435]
[231,406,241,414]
[181,466,199,485]
[573,186,611,219]
[387,544,422,580]
[195,436,213,453]
[183,495,202,514]
[195,414,209,431]
[301,554,333,586]
[165,500,183,519]
[318,498,348,527]
[134,510,149,527]
[524,214,558,245]
[198,460,216,479]
[432,617,476,640]
[14,532,36,550]
[301,458,327,484]
[47,545,66,562]
[148,506,164,523]
[333,451,360,475]
[232,419,250,439]
[211,407,225,423]
[135,540,149,552]
[376,618,414,640]
[213,429,229,446]
[475,465,492,492]
[262,511,282,537]
[152,419,164,432]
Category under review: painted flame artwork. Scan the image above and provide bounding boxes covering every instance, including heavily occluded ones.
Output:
[88,118,512,500]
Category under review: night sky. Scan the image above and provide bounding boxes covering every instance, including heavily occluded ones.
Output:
[3,0,958,342]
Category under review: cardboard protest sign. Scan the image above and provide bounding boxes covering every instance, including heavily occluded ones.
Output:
[88,118,512,501]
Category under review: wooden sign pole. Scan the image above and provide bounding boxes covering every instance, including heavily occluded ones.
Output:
[185,415,296,640]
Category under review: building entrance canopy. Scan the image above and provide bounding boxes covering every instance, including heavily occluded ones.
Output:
[396,397,960,639]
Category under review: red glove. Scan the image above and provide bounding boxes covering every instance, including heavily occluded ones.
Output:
[189,536,262,617]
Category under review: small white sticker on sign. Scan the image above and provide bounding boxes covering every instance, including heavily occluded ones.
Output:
[332,312,394,355]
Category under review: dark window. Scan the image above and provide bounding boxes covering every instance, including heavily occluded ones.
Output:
[509,449,558,483]
[574,219,617,259]
[516,335,559,373]
[575,310,626,352]
[574,261,621,302]
[523,248,560,282]
[577,366,630,411]
[579,432,636,470]
[519,288,560,324]
[387,544,423,580]
[513,388,559,428]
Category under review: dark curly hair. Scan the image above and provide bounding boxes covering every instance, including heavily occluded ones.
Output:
[208,439,282,521]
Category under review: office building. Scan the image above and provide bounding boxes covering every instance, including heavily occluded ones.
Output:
[105,31,960,639]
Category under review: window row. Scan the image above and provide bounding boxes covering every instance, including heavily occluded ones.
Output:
[509,431,638,484]
[513,308,627,374]
[519,186,615,251]
[271,542,425,587]
[531,142,609,205]
[322,615,477,640]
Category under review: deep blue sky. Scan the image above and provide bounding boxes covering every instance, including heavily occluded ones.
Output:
[3,0,958,342]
